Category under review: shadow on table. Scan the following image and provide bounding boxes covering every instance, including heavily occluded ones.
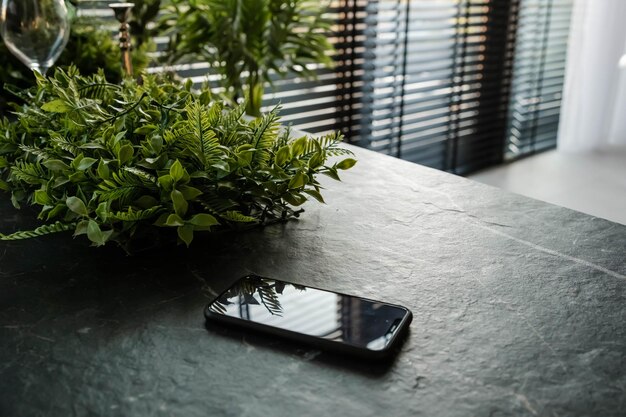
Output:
[204,319,410,378]
[0,229,251,327]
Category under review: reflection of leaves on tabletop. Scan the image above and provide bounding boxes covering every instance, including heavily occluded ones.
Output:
[257,283,283,316]
[210,300,228,315]
[212,276,307,317]
[242,293,260,305]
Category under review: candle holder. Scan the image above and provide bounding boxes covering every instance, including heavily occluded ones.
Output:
[109,2,134,77]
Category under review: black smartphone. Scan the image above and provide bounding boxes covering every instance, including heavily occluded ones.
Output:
[204,274,413,359]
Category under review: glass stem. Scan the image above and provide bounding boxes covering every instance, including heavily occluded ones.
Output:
[31,65,48,76]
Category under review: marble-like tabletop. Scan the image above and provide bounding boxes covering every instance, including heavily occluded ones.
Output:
[1,144,625,417]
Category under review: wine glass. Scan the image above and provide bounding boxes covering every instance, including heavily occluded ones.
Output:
[0,0,70,76]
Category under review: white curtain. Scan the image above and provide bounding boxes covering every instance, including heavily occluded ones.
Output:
[557,0,626,152]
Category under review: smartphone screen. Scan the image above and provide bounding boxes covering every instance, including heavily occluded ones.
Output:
[206,275,411,354]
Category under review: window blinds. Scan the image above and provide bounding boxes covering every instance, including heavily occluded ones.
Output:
[75,0,573,175]
[506,0,573,159]
[358,0,572,174]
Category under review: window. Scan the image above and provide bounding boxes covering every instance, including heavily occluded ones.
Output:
[77,0,574,175]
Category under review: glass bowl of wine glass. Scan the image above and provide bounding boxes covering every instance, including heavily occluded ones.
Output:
[0,0,70,76]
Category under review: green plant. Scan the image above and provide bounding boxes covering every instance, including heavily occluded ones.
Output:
[159,0,334,116]
[0,67,356,249]
[1,2,154,115]
[127,0,162,48]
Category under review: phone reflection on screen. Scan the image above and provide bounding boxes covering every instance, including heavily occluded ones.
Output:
[208,276,408,351]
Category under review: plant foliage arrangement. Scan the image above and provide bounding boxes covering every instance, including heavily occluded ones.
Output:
[158,0,334,116]
[0,68,356,249]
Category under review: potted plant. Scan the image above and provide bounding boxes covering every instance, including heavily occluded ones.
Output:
[0,68,355,250]
[158,0,334,116]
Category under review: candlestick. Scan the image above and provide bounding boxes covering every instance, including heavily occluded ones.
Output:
[109,3,135,77]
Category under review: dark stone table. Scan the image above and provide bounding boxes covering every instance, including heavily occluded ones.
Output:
[1,145,625,417]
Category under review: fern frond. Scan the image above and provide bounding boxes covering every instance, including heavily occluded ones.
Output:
[97,186,142,206]
[215,102,248,147]
[171,101,223,169]
[224,101,246,127]
[163,128,180,146]
[319,131,354,156]
[78,83,121,100]
[97,169,156,206]
[48,131,79,156]
[221,210,258,223]
[206,102,223,126]
[122,166,157,183]
[109,206,163,221]
[274,125,292,150]
[0,221,75,240]
[301,131,353,158]
[199,192,238,214]
[10,161,47,185]
[18,145,56,161]
[249,110,280,167]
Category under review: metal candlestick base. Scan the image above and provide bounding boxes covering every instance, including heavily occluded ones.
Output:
[109,2,135,77]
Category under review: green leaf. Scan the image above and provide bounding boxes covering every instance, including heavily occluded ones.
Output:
[71,154,84,170]
[154,213,169,226]
[211,161,230,176]
[189,213,218,227]
[303,189,325,203]
[95,202,109,222]
[43,159,70,172]
[288,171,307,189]
[336,158,357,170]
[169,160,189,183]
[158,174,173,190]
[66,196,88,216]
[283,192,307,206]
[134,124,157,135]
[41,99,71,113]
[34,189,52,205]
[135,195,159,209]
[97,159,110,179]
[169,160,184,181]
[275,145,291,166]
[323,167,341,181]
[68,171,86,183]
[118,144,134,165]
[165,213,184,226]
[177,224,194,247]
[236,149,253,166]
[73,220,89,236]
[46,204,66,220]
[170,189,188,216]
[86,220,112,246]
[309,152,324,169]
[291,137,308,156]
[77,157,97,171]
[113,131,127,144]
[179,185,203,200]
